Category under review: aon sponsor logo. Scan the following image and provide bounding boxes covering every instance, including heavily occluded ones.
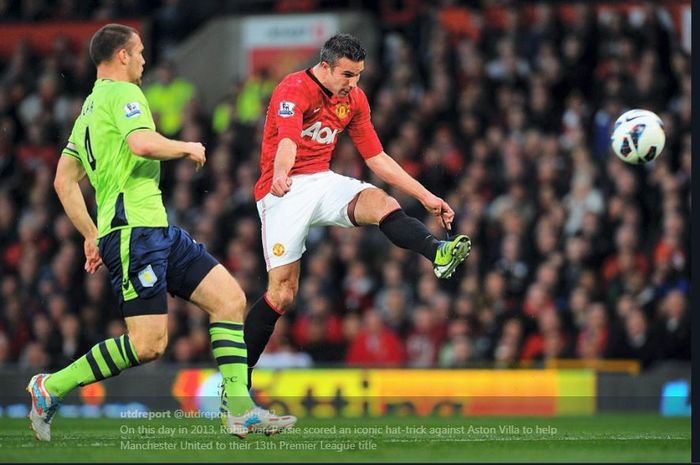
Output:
[301,121,339,144]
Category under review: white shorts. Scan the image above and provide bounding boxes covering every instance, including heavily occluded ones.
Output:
[256,171,375,270]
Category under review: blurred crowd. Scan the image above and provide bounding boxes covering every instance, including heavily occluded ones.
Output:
[0,1,691,371]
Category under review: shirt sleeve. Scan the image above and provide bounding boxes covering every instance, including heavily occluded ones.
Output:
[273,81,310,145]
[61,124,80,160]
[113,84,156,141]
[347,88,383,159]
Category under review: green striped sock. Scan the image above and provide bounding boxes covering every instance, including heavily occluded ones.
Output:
[209,321,254,415]
[44,334,140,399]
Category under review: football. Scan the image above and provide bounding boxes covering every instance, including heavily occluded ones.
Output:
[610,109,665,164]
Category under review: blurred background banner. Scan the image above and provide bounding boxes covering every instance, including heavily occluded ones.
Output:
[0,365,689,419]
[241,13,339,79]
[0,19,146,57]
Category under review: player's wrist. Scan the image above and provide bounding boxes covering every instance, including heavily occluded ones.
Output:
[273,171,289,179]
[180,142,193,158]
[416,191,434,205]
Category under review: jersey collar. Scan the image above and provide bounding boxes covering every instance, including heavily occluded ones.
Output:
[305,68,333,98]
[94,78,114,88]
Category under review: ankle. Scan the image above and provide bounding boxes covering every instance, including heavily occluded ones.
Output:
[264,292,291,315]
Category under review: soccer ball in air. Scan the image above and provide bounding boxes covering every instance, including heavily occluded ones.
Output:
[610,109,665,164]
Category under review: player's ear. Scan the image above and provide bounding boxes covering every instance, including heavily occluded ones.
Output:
[117,47,129,64]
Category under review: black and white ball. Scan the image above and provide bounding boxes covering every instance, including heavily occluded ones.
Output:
[610,109,665,164]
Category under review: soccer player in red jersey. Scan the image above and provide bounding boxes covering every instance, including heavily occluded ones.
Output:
[245,33,471,387]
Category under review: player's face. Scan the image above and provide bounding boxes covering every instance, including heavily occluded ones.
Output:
[326,58,364,97]
[125,34,146,86]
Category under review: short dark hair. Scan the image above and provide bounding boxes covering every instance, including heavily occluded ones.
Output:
[89,23,137,66]
[320,33,366,67]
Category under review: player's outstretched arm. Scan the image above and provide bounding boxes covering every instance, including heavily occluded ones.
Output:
[54,155,103,273]
[127,130,206,168]
[365,152,455,229]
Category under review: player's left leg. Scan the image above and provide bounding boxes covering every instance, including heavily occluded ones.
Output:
[28,227,171,441]
[351,188,471,279]
[351,187,437,257]
[27,315,164,441]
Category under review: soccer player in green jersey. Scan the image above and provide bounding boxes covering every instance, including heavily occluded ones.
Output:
[26,24,295,441]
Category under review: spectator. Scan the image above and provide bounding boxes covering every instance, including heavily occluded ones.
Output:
[439,335,475,368]
[576,302,609,359]
[656,290,690,361]
[405,306,443,367]
[19,341,50,369]
[493,317,523,368]
[494,234,529,299]
[606,307,660,368]
[143,61,195,136]
[291,295,343,349]
[521,309,566,362]
[234,69,275,124]
[563,175,604,236]
[299,315,345,364]
[17,73,72,130]
[346,309,405,367]
[342,261,375,312]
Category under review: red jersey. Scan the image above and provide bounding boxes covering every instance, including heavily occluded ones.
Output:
[254,68,383,201]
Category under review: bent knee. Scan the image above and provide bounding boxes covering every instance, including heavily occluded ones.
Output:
[129,330,168,362]
[217,285,247,321]
[360,188,401,224]
[382,195,401,216]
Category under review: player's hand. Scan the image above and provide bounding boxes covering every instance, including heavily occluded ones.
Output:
[271,174,292,197]
[84,237,103,274]
[422,195,455,231]
[184,142,206,171]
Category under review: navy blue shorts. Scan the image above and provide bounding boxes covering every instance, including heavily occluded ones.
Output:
[99,225,219,317]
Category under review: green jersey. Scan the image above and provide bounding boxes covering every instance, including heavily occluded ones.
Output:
[62,79,168,238]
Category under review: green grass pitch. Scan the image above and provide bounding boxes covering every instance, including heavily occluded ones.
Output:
[1,414,690,462]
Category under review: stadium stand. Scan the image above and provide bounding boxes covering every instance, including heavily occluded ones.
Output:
[0,0,690,373]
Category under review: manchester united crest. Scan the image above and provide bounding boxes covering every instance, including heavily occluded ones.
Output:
[335,102,350,119]
[272,243,285,257]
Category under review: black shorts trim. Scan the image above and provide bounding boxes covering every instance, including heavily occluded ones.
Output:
[122,291,168,317]
[176,252,219,300]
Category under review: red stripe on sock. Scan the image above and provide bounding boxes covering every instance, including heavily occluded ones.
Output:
[264,293,285,315]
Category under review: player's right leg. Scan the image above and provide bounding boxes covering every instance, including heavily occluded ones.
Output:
[28,227,171,441]
[165,225,296,437]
